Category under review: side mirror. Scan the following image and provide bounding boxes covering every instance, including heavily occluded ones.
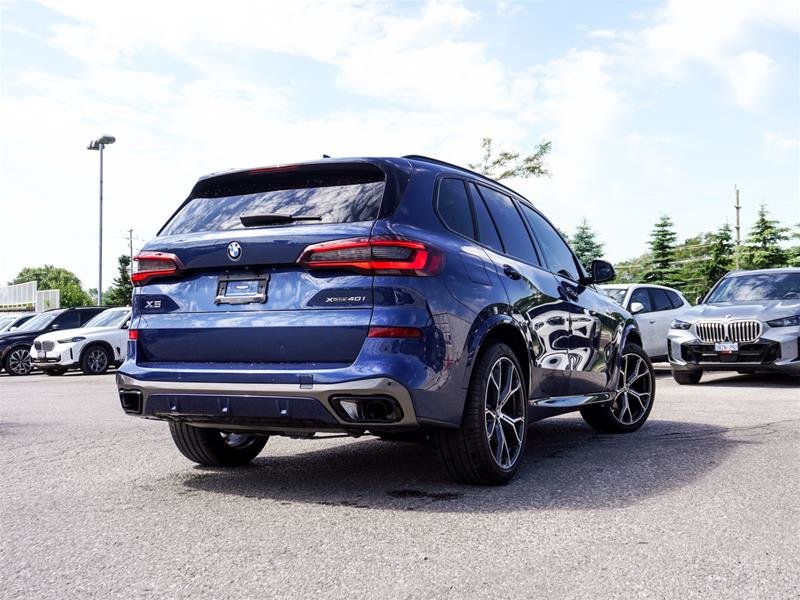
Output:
[630,302,645,314]
[695,295,704,305]
[51,323,61,330]
[122,320,130,330]
[590,259,616,284]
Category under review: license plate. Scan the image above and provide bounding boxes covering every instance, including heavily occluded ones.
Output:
[215,275,268,305]
[714,342,738,353]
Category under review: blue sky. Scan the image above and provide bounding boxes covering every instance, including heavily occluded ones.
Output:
[1,0,798,291]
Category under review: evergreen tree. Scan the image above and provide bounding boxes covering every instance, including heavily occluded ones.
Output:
[699,223,734,292]
[570,218,605,270]
[742,205,789,269]
[642,215,680,286]
[469,137,552,180]
[104,255,134,307]
[10,265,93,307]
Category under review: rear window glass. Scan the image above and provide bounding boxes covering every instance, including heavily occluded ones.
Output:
[161,168,386,235]
[467,183,504,253]
[437,179,474,238]
[667,290,683,309]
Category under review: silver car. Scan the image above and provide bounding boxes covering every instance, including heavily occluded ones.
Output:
[668,267,800,384]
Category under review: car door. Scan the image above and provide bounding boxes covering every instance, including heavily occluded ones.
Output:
[518,202,619,395]
[50,310,81,333]
[628,287,659,356]
[467,182,572,398]
[646,288,679,359]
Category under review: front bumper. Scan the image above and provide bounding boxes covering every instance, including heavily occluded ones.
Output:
[29,345,77,368]
[668,326,800,373]
[116,372,419,434]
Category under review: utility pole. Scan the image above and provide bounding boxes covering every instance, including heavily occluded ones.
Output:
[126,229,134,264]
[734,185,741,270]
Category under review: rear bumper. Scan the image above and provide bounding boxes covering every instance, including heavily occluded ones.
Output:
[116,372,419,433]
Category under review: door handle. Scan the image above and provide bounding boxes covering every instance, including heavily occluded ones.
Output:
[502,265,522,280]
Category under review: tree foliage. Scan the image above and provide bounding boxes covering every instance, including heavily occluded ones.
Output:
[699,223,734,293]
[742,204,790,270]
[468,137,551,180]
[104,255,133,307]
[10,265,93,308]
[642,215,681,286]
[570,218,605,270]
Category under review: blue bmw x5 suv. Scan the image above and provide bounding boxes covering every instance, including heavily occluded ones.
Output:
[118,156,654,485]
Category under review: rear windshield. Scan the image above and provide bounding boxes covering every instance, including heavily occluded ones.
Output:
[161,167,386,235]
[706,273,800,303]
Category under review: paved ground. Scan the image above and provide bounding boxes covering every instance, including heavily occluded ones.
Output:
[1,369,798,599]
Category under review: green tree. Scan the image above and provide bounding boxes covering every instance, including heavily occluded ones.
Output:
[469,137,552,180]
[570,218,605,270]
[104,255,133,307]
[787,223,800,267]
[742,205,790,269]
[642,215,681,286]
[699,223,734,293]
[10,265,93,307]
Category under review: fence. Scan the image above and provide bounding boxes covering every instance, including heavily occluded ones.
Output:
[0,282,61,312]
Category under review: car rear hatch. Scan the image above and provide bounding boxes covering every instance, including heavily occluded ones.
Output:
[132,160,409,366]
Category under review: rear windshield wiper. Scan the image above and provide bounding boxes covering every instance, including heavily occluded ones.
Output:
[239,213,323,227]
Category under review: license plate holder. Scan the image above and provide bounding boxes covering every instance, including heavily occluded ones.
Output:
[714,342,739,353]
[215,274,269,305]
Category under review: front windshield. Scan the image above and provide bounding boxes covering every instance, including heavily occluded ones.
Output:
[84,309,130,328]
[0,316,16,331]
[16,312,57,332]
[600,288,627,305]
[706,273,800,303]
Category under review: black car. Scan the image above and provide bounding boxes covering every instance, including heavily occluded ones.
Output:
[0,307,107,375]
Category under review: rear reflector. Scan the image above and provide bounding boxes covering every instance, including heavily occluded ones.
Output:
[298,238,443,275]
[131,251,184,286]
[128,329,139,340]
[368,326,423,338]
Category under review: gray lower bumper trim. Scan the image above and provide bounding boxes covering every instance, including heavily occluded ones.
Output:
[116,374,418,427]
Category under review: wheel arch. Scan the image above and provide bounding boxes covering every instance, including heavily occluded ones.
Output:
[79,340,115,364]
[465,314,531,396]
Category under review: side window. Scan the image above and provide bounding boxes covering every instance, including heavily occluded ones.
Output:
[53,311,80,329]
[651,289,673,312]
[519,204,580,280]
[629,288,653,313]
[436,178,475,239]
[466,183,504,253]
[667,291,683,309]
[475,185,540,265]
[79,310,99,325]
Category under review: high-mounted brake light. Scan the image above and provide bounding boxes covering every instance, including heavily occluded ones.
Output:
[131,251,184,286]
[297,238,443,276]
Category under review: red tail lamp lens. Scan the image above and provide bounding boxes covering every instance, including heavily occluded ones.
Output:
[131,252,183,286]
[128,329,139,340]
[298,238,442,275]
[368,327,423,338]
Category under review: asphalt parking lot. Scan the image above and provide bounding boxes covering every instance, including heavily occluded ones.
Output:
[1,370,798,599]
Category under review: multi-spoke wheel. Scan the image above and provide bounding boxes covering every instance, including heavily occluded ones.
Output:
[436,342,528,485]
[4,346,32,376]
[80,345,111,375]
[169,421,268,466]
[581,343,655,433]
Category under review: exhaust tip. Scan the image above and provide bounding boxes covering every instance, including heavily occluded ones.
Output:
[119,389,143,414]
[330,395,403,423]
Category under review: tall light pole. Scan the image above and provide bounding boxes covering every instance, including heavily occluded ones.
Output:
[87,135,116,306]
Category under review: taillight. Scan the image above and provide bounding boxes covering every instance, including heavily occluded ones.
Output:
[131,251,184,286]
[128,329,139,340]
[298,238,443,275]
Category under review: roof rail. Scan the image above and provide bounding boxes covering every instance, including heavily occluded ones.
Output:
[402,154,518,195]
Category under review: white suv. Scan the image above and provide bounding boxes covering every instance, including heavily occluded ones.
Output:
[30,307,131,375]
[599,284,691,361]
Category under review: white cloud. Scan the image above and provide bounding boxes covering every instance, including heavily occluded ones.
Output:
[763,130,800,152]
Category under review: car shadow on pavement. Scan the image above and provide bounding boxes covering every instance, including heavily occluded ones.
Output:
[181,417,751,512]
[690,373,800,388]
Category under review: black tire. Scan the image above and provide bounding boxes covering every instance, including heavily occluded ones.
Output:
[672,369,702,385]
[435,342,527,485]
[44,367,68,376]
[3,346,32,376]
[168,421,268,466]
[80,344,111,375]
[581,343,655,433]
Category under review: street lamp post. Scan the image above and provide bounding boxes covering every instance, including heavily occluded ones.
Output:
[87,135,116,306]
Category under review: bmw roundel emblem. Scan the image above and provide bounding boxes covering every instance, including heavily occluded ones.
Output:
[227,241,242,261]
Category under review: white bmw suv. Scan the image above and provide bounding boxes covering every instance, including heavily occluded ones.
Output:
[30,307,131,375]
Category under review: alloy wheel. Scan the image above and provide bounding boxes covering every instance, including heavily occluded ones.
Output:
[87,348,108,373]
[7,348,31,375]
[484,356,526,469]
[612,353,653,425]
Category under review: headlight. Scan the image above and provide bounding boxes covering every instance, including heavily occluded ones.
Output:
[766,315,800,327]
[57,336,86,343]
[670,319,692,330]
